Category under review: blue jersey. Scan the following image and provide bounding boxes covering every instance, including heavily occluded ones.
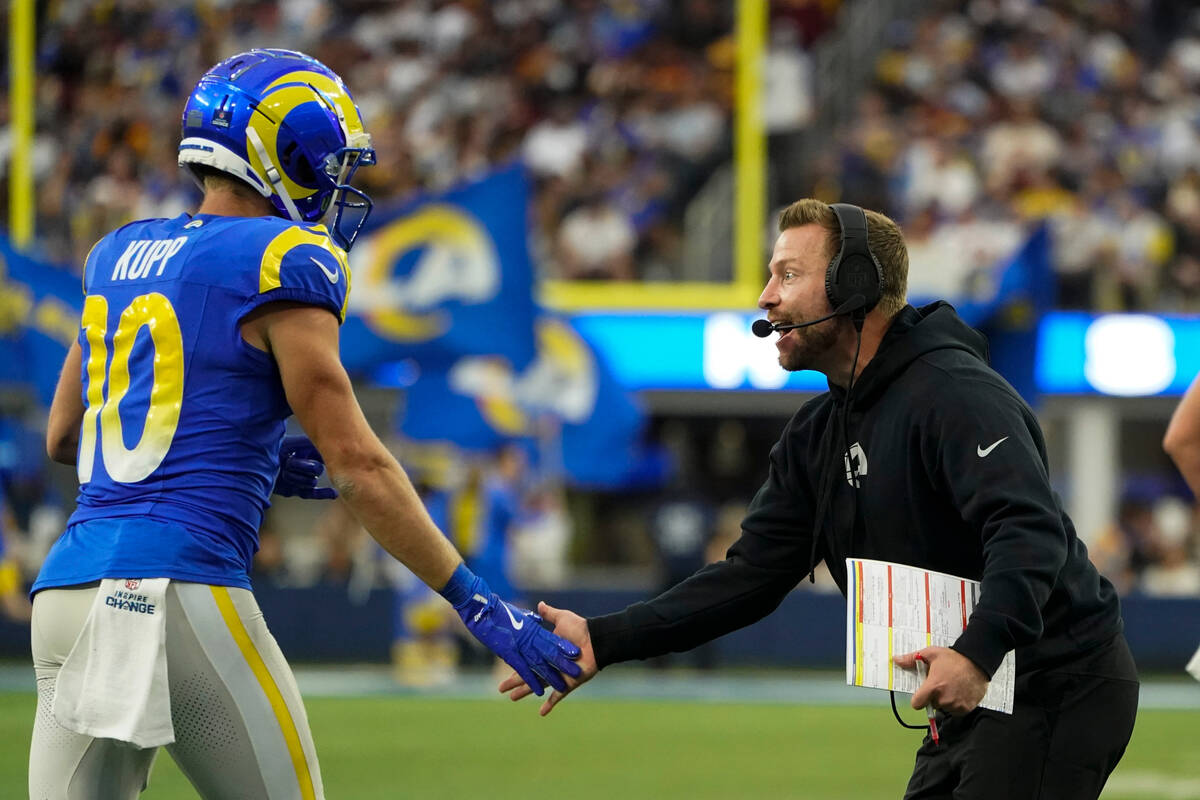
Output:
[34,213,350,592]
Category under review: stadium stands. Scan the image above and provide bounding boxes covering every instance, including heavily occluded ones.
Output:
[3,0,1198,606]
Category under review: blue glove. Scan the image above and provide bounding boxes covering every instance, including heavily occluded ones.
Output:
[440,564,581,695]
[273,436,338,499]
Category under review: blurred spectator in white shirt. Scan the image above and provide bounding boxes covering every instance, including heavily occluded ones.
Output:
[989,36,1056,101]
[556,194,637,280]
[523,100,589,180]
[899,138,980,218]
[981,100,1064,193]
[904,206,1020,301]
[764,22,813,134]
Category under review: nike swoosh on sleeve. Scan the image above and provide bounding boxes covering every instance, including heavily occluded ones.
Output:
[309,256,340,284]
[976,437,1009,457]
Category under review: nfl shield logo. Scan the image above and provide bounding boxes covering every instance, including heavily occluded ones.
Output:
[125,579,141,591]
[212,107,231,128]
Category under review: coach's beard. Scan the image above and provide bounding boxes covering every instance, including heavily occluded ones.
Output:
[778,319,839,372]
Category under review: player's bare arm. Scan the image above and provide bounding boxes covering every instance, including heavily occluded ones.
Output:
[245,301,581,695]
[46,340,84,465]
[1164,373,1200,494]
[245,302,462,590]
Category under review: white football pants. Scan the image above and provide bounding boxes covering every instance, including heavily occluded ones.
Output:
[30,581,324,800]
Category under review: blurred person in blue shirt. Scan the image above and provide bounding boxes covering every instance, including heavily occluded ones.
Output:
[466,443,530,603]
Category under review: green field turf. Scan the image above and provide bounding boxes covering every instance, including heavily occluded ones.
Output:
[4,692,1198,798]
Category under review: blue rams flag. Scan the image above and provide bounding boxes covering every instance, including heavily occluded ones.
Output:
[399,316,666,489]
[0,236,82,405]
[340,164,539,372]
[399,357,516,453]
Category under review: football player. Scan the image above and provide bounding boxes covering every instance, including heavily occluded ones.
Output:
[31,49,579,799]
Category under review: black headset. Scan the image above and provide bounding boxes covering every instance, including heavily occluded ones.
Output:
[825,203,884,317]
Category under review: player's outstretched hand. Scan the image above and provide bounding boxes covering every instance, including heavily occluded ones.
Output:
[893,646,988,715]
[274,435,338,499]
[452,586,581,696]
[498,601,596,716]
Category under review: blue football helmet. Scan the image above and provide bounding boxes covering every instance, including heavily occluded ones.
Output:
[178,48,376,250]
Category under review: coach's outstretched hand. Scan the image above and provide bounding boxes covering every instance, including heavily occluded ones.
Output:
[499,602,597,716]
[273,435,338,499]
[446,574,581,696]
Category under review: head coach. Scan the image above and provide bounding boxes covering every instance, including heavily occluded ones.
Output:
[502,198,1140,800]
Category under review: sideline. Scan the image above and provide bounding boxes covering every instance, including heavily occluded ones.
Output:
[1,663,1195,709]
[1104,772,1200,799]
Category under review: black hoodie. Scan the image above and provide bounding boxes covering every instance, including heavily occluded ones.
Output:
[588,303,1124,679]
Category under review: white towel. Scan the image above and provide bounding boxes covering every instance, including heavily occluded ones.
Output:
[1188,642,1200,683]
[53,578,175,748]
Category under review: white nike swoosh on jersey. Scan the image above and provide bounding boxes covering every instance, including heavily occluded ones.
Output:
[310,256,340,283]
[977,437,1009,457]
[501,601,525,630]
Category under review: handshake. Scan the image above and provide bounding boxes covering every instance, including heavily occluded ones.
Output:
[440,564,593,702]
[274,434,595,706]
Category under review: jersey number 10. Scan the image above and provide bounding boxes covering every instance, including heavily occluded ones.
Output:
[78,292,184,485]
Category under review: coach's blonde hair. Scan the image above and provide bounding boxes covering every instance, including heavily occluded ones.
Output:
[777,199,908,317]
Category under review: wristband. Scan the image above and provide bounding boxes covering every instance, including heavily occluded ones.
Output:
[438,563,479,609]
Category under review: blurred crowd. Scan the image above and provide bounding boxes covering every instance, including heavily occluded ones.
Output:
[251,440,572,596]
[819,0,1200,312]
[19,0,1200,308]
[8,1,1200,302]
[18,0,831,283]
[4,0,1200,631]
[1090,490,1200,597]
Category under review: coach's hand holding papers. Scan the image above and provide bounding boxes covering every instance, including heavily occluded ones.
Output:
[499,602,596,715]
[893,647,989,716]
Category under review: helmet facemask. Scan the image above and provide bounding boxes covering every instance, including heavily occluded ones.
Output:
[321,141,376,251]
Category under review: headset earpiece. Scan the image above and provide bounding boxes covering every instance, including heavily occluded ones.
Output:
[825,203,884,315]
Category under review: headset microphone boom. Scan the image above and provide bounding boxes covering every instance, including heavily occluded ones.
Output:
[751,295,869,338]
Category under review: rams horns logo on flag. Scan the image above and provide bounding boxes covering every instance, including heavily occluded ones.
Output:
[351,204,500,342]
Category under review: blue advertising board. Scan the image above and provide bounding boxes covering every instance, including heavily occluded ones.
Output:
[1035,312,1200,397]
[569,310,1200,398]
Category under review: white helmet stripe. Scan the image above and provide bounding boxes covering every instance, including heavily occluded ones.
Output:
[245,126,304,222]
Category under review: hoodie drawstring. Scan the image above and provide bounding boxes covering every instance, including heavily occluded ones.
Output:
[808,406,841,583]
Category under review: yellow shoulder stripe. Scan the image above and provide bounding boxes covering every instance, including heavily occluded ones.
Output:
[259,224,352,320]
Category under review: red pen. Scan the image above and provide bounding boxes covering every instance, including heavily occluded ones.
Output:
[914,653,940,745]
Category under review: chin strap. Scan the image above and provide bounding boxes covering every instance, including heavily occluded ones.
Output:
[246,126,304,222]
